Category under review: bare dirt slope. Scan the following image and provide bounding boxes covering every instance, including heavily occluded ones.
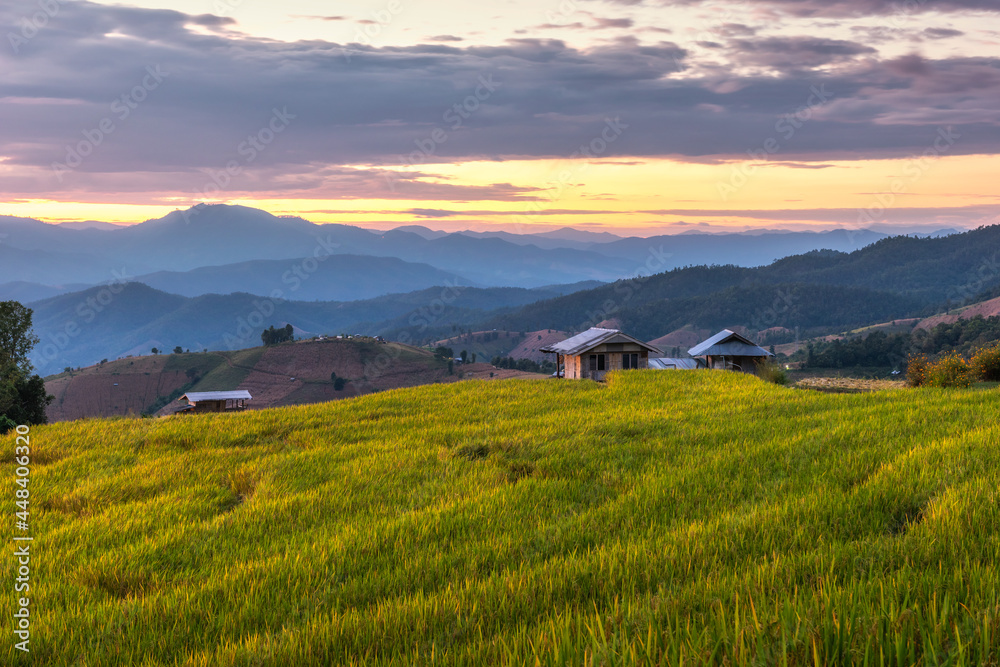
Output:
[45,356,191,422]
[434,329,571,364]
[648,328,711,353]
[917,296,1000,330]
[506,330,572,364]
[45,339,460,422]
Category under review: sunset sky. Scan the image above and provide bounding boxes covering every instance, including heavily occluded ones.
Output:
[2,0,999,235]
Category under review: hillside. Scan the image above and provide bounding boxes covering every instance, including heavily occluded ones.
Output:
[0,205,639,288]
[132,255,470,301]
[26,283,598,375]
[432,329,572,364]
[916,295,1000,330]
[44,339,466,422]
[0,205,963,295]
[478,225,1000,340]
[0,280,87,303]
[488,281,927,342]
[5,372,1000,664]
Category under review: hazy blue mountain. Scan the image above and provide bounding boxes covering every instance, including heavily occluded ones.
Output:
[0,205,638,288]
[0,281,88,303]
[454,229,606,251]
[531,227,624,244]
[0,243,152,285]
[132,255,471,301]
[58,221,125,231]
[477,225,1000,339]
[592,229,890,265]
[27,281,602,374]
[391,225,449,240]
[0,205,966,295]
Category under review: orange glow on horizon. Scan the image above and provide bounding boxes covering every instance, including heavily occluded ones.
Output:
[3,154,998,235]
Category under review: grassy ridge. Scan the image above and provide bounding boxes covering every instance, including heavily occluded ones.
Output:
[4,373,1000,665]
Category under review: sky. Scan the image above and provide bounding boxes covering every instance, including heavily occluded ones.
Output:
[1,0,999,235]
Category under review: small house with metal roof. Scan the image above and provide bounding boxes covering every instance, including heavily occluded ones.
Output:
[177,390,252,414]
[540,328,662,381]
[647,357,702,370]
[688,329,772,374]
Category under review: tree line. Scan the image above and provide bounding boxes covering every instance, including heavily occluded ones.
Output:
[805,315,1000,369]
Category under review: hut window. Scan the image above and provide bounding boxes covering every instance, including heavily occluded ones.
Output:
[589,354,606,372]
[623,353,639,369]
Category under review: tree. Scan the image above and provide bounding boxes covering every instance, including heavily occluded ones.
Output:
[173,346,183,355]
[5,375,50,425]
[262,325,295,346]
[0,302,52,425]
[330,371,338,382]
[333,377,346,391]
[460,350,468,363]
[151,347,159,355]
[0,302,37,377]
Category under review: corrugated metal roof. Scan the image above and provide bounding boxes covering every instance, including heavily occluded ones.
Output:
[648,357,700,370]
[182,390,252,403]
[688,329,772,358]
[540,328,662,356]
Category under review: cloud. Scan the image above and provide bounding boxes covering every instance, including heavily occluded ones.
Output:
[727,36,878,70]
[642,205,1000,226]
[0,0,998,206]
[398,208,618,217]
[923,27,965,39]
[294,15,349,21]
[600,0,1000,18]
[592,17,635,29]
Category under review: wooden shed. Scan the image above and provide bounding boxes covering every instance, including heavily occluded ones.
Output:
[541,328,662,381]
[688,329,772,374]
[177,390,252,414]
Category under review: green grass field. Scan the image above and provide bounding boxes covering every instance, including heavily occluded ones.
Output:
[4,372,1000,665]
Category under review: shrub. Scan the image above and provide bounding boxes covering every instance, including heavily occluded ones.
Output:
[754,358,788,385]
[970,344,1000,382]
[925,353,972,388]
[906,355,929,387]
[0,415,16,435]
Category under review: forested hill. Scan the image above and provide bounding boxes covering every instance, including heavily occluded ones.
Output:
[477,226,1000,338]
[755,226,1000,301]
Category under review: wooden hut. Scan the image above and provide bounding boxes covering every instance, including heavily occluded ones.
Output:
[541,328,662,381]
[177,390,252,414]
[688,329,772,374]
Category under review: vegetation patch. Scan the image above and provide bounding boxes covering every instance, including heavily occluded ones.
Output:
[797,377,906,393]
[453,443,490,461]
[504,460,536,483]
[77,566,155,600]
[4,371,1000,665]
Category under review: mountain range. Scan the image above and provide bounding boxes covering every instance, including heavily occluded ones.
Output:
[0,206,635,291]
[8,204,994,375]
[26,281,600,375]
[0,204,950,303]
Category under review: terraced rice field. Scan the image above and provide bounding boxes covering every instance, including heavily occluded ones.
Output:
[4,371,999,665]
